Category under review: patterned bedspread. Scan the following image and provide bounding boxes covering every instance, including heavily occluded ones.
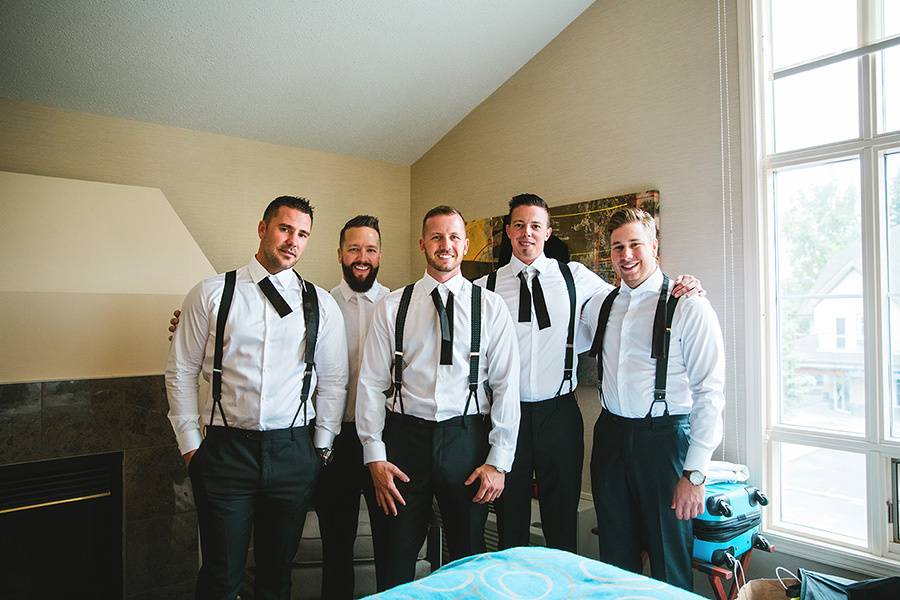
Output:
[364,547,703,599]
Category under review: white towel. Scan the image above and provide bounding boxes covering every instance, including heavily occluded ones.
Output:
[706,460,750,483]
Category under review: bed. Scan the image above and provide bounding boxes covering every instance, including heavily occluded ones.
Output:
[364,546,704,599]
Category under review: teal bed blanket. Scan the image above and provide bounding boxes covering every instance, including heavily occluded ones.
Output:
[364,547,703,599]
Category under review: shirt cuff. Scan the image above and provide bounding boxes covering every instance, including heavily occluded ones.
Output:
[176,428,204,456]
[487,446,515,473]
[684,445,714,475]
[362,440,387,464]
[313,427,337,449]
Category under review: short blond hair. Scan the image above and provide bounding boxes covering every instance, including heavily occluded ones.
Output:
[605,207,657,245]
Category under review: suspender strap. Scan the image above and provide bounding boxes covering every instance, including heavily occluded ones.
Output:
[462,285,482,424]
[589,286,620,402]
[651,275,671,360]
[289,272,319,429]
[486,271,497,292]
[589,275,680,419]
[555,260,577,396]
[650,275,679,419]
[384,284,415,414]
[210,270,237,428]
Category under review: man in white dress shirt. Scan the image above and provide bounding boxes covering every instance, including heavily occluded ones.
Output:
[474,194,700,553]
[166,196,349,600]
[579,207,724,591]
[356,205,521,591]
[317,215,390,599]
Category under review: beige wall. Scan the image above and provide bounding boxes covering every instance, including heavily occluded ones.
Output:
[410,0,745,482]
[0,99,411,382]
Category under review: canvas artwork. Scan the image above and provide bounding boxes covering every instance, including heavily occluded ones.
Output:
[462,190,660,283]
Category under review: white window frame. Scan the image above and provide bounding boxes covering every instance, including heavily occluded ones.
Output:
[739,0,900,576]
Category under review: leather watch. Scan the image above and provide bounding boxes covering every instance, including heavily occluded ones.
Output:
[684,470,706,486]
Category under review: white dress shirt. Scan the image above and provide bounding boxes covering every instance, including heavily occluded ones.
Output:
[474,253,612,402]
[330,278,390,422]
[356,272,521,471]
[577,267,725,473]
[166,257,349,455]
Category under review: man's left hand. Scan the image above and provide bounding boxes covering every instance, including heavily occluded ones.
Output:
[671,476,705,520]
[464,464,505,503]
[672,275,705,298]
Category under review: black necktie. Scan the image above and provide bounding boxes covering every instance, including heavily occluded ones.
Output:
[431,287,454,365]
[518,270,551,330]
[258,277,293,318]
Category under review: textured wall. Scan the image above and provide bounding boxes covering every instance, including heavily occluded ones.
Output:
[411,0,745,475]
[0,99,411,382]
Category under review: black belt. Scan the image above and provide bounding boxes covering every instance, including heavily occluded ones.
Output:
[600,410,688,429]
[205,424,311,441]
[521,391,576,410]
[386,411,486,429]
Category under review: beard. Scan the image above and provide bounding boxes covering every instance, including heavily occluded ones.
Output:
[342,261,379,292]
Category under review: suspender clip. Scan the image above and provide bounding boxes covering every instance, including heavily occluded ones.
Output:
[212,368,222,374]
[469,351,479,357]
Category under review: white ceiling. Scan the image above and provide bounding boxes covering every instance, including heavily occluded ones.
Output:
[0,0,594,165]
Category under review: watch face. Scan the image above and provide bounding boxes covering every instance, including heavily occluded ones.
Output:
[689,471,705,485]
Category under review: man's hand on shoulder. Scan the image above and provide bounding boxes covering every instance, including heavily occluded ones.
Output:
[368,460,410,516]
[168,309,181,341]
[465,464,506,504]
[672,275,705,299]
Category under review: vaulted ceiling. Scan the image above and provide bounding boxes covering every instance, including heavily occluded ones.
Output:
[0,0,594,164]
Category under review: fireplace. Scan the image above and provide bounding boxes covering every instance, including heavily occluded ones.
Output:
[0,452,123,599]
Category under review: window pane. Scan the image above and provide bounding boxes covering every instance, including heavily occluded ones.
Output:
[877,47,900,133]
[773,60,859,152]
[775,159,864,433]
[770,0,857,69]
[885,0,900,37]
[778,443,867,543]
[886,151,900,438]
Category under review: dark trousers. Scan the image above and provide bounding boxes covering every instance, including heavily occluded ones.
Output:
[495,393,583,552]
[373,412,490,592]
[314,421,379,600]
[590,410,694,591]
[189,425,321,600]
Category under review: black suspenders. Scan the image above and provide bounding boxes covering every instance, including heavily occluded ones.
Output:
[485,260,576,396]
[384,284,415,414]
[385,283,483,420]
[209,270,319,429]
[588,274,680,418]
[556,260,577,396]
[210,270,237,428]
[292,272,320,429]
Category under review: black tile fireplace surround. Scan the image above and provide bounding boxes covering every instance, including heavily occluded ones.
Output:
[0,375,197,599]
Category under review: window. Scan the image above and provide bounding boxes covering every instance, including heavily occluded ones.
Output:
[746,0,900,570]
[836,318,847,350]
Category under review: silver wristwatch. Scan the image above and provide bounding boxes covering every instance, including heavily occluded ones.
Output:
[684,470,706,486]
[316,447,335,466]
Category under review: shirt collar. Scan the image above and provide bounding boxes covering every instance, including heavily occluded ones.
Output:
[422,271,466,296]
[248,256,298,289]
[509,252,550,276]
[338,278,383,302]
[621,266,664,296]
